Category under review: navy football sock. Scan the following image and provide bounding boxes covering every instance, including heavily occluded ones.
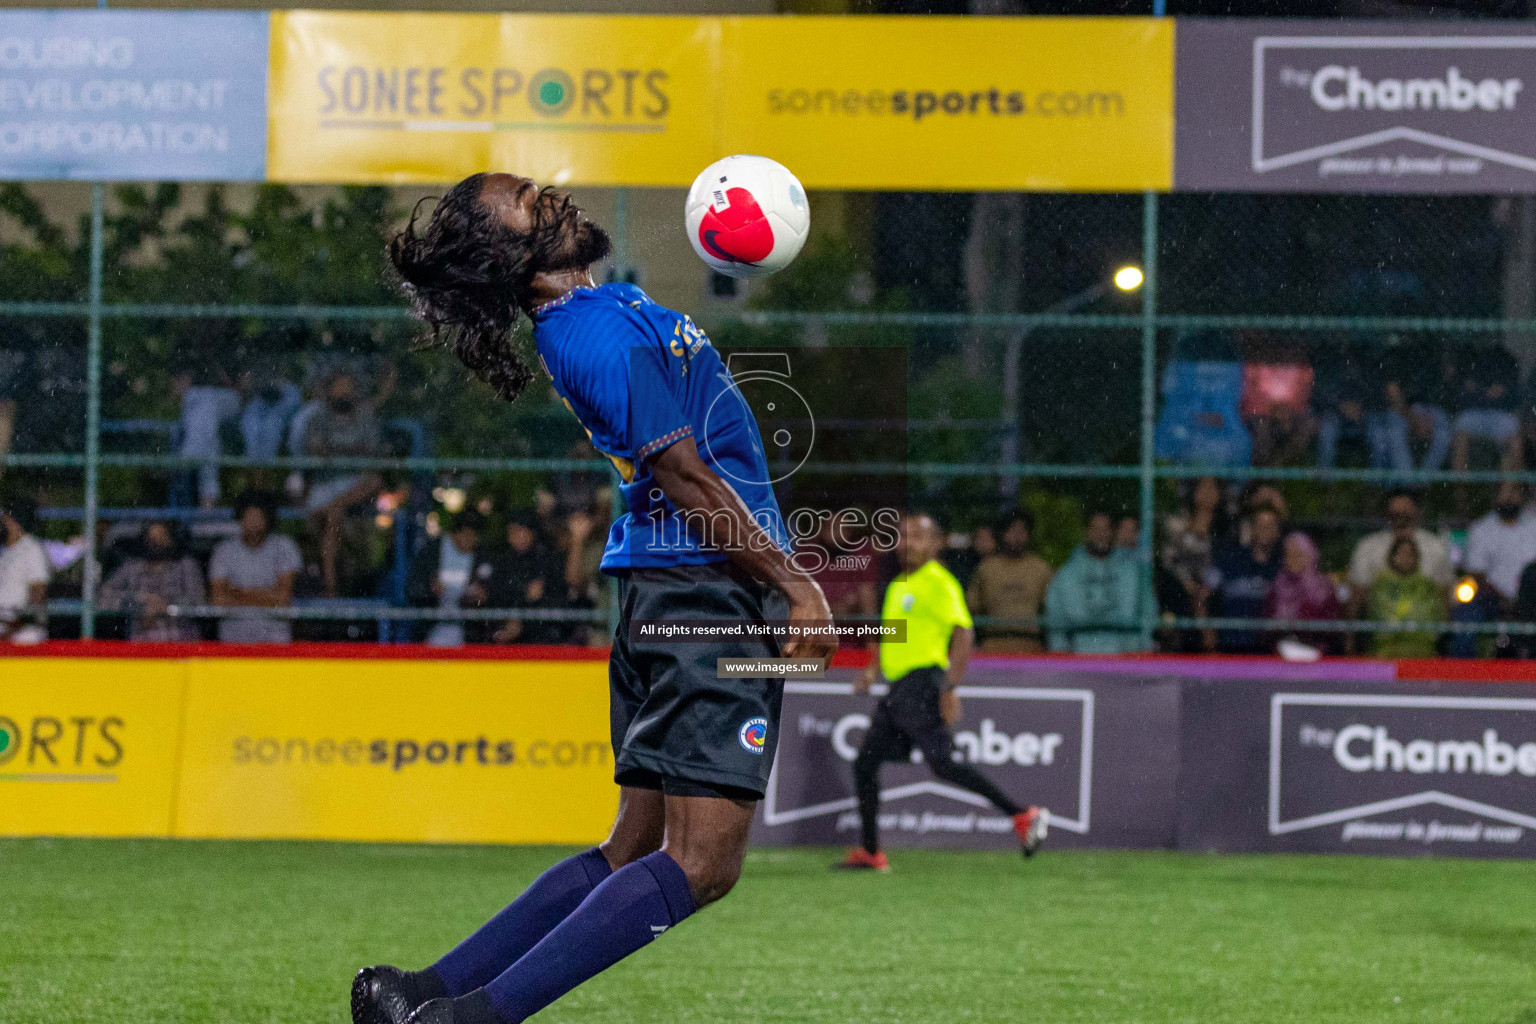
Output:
[483,851,697,1024]
[432,847,613,996]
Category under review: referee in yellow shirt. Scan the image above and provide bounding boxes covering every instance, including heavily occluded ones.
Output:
[838,513,1047,872]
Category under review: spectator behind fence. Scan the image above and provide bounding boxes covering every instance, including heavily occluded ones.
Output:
[1346,489,1453,615]
[171,369,241,508]
[0,495,49,643]
[1314,344,1402,471]
[1114,514,1139,553]
[1385,340,1453,473]
[300,367,393,598]
[1463,481,1536,614]
[407,509,491,648]
[0,349,18,479]
[1451,344,1521,473]
[1369,537,1446,659]
[946,523,994,590]
[1243,345,1316,468]
[1264,531,1342,655]
[98,520,205,642]
[210,492,301,644]
[1045,509,1148,654]
[967,512,1052,654]
[484,513,561,645]
[1209,505,1283,654]
[1159,477,1224,625]
[239,372,302,463]
[560,509,606,646]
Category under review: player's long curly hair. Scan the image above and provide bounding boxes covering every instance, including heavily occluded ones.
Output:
[387,173,607,404]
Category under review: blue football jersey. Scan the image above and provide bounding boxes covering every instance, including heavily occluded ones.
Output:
[532,283,789,572]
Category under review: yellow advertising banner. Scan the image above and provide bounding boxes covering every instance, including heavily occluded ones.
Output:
[266,13,1173,191]
[173,658,617,844]
[267,12,720,186]
[719,17,1174,192]
[0,659,186,838]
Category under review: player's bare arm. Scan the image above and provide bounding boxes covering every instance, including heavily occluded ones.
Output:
[648,437,835,662]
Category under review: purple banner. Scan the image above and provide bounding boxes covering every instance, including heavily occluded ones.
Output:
[753,669,1182,851]
[1176,20,1536,193]
[756,663,1536,859]
[1178,677,1536,858]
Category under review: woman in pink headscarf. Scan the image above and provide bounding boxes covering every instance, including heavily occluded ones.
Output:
[1264,531,1343,654]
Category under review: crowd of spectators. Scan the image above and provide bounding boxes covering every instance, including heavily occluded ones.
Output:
[1155,336,1536,482]
[8,474,1536,658]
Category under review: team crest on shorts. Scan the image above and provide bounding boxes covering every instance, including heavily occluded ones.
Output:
[738,717,769,754]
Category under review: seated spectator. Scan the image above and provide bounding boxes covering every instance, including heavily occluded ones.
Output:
[407,510,491,647]
[560,509,607,646]
[98,520,205,642]
[1346,489,1454,614]
[1451,344,1522,473]
[1114,514,1139,553]
[1315,344,1403,472]
[1045,509,1148,654]
[967,512,1053,653]
[1385,339,1453,472]
[946,523,995,590]
[171,368,241,509]
[0,348,18,479]
[1462,481,1536,615]
[300,367,394,597]
[1160,477,1223,619]
[0,495,49,643]
[1242,344,1316,468]
[239,371,302,463]
[1368,537,1446,658]
[209,491,301,644]
[1264,531,1342,655]
[1208,505,1283,654]
[484,514,561,645]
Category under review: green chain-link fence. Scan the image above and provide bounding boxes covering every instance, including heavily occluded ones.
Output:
[6,181,1536,651]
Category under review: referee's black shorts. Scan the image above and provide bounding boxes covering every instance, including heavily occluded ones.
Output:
[608,562,788,801]
[859,666,956,767]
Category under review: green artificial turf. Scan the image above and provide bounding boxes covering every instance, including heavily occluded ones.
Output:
[1,838,1533,1024]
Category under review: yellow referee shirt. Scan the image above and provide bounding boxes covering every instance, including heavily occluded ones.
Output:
[879,559,973,681]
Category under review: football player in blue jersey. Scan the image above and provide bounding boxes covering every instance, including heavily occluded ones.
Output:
[351,173,836,1024]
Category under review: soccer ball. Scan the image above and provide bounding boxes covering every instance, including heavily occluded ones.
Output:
[685,155,809,280]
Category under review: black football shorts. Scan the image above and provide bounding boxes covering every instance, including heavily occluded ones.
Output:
[609,562,788,800]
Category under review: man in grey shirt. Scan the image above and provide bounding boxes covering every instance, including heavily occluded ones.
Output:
[210,492,302,644]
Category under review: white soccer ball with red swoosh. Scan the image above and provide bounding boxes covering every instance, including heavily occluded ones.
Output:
[685,155,809,279]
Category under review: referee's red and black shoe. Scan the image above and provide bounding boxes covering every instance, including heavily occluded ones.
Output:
[1014,806,1049,858]
[834,848,891,872]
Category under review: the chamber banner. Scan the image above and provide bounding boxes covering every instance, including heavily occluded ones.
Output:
[1176,20,1536,193]
[753,669,1183,851]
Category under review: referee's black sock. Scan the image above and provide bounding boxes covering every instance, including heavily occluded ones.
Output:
[853,747,883,855]
[928,759,1022,818]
